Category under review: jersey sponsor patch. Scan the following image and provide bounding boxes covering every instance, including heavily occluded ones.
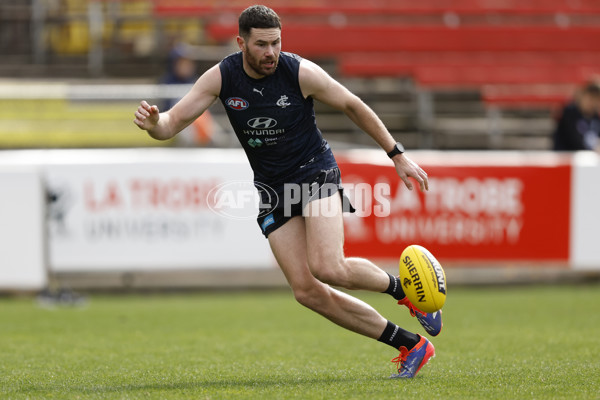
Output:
[247,117,277,129]
[226,97,249,110]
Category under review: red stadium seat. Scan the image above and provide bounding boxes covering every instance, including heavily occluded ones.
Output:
[152,1,600,109]
[414,64,598,86]
[154,0,600,17]
[340,52,600,84]
[481,84,576,107]
[340,52,597,106]
[206,25,600,55]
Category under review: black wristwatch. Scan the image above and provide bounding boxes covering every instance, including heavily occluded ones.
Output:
[386,142,405,158]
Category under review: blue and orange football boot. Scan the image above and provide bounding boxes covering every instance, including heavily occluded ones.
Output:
[398,296,443,336]
[390,335,435,378]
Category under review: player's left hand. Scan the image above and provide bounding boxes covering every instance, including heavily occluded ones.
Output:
[392,154,429,191]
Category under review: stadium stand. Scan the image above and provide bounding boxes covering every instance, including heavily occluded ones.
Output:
[2,0,600,150]
[154,0,600,17]
[180,1,599,149]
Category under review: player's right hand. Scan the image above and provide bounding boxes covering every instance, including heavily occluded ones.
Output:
[133,100,160,131]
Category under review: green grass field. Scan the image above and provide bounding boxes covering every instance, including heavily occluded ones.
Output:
[1,284,599,399]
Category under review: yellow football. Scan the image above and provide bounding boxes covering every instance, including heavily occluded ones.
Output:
[399,245,447,313]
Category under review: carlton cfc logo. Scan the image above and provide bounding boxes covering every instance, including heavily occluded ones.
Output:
[226,97,249,110]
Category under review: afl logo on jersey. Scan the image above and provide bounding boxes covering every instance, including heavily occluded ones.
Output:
[226,97,249,110]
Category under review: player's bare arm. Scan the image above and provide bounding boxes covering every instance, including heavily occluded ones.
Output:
[133,64,222,140]
[298,59,429,191]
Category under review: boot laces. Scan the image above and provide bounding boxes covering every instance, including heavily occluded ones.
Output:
[398,297,426,318]
[391,346,409,372]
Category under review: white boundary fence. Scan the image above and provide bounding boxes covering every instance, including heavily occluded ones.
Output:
[1,149,599,291]
[0,164,47,290]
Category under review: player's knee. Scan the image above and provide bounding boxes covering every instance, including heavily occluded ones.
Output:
[293,283,329,311]
[309,257,350,288]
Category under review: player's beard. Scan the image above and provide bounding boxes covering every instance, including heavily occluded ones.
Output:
[244,48,278,77]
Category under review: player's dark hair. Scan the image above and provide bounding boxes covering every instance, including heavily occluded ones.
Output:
[238,5,281,39]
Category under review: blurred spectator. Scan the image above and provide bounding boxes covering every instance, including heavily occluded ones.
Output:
[162,44,199,110]
[162,44,225,147]
[552,81,600,151]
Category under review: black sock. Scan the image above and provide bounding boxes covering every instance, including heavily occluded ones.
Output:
[377,320,420,350]
[382,273,406,301]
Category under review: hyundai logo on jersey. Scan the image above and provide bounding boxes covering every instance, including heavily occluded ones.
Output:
[247,117,278,129]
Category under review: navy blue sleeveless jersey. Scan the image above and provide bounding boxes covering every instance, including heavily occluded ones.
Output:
[218,51,329,183]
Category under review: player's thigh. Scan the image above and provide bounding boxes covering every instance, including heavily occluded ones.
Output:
[268,215,340,310]
[268,216,313,287]
[303,191,346,270]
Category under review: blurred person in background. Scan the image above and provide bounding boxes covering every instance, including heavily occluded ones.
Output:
[162,44,199,110]
[553,80,600,152]
[162,44,222,147]
[134,5,438,379]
